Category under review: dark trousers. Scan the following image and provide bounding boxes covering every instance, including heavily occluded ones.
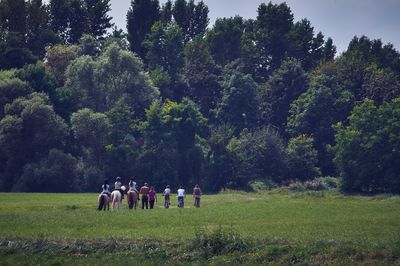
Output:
[149,200,155,209]
[164,195,170,208]
[194,197,200,208]
[178,196,184,208]
[142,196,148,209]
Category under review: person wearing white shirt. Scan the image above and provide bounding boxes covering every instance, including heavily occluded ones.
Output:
[163,185,171,208]
[177,186,185,208]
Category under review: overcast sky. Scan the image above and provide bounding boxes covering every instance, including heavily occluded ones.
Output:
[109,0,400,55]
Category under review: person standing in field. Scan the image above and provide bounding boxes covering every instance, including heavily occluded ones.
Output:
[177,186,185,208]
[140,182,150,209]
[149,186,157,209]
[163,185,171,208]
[193,184,202,208]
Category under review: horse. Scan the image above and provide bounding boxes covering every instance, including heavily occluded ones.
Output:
[111,190,122,210]
[127,190,139,210]
[98,193,110,211]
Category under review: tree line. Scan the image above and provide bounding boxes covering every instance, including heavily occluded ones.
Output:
[0,0,399,193]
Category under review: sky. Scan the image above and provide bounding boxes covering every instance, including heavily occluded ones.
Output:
[109,0,400,55]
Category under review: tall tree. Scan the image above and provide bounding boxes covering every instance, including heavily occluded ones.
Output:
[64,42,159,115]
[126,0,160,59]
[206,16,244,66]
[172,0,209,43]
[333,99,400,193]
[83,0,113,39]
[258,58,308,132]
[287,74,354,175]
[183,37,221,116]
[0,92,68,191]
[215,70,258,134]
[68,0,88,44]
[143,21,184,100]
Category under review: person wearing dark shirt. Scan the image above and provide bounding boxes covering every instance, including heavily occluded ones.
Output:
[149,186,157,209]
[193,184,202,208]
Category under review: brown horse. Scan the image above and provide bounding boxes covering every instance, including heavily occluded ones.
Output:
[98,193,110,211]
[127,190,139,210]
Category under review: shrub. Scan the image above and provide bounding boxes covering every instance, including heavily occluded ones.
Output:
[193,226,249,257]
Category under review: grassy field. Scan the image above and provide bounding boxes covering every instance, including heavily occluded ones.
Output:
[1,191,400,265]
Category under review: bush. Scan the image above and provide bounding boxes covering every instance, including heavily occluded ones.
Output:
[193,226,249,257]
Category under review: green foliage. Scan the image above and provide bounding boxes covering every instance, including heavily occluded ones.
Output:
[215,70,258,133]
[143,21,184,100]
[206,16,244,66]
[183,37,221,115]
[0,77,31,118]
[172,0,209,43]
[193,226,249,257]
[126,0,160,58]
[0,92,68,191]
[287,135,320,181]
[14,149,78,192]
[288,74,355,175]
[71,108,111,169]
[44,44,81,86]
[227,127,288,187]
[140,98,208,187]
[332,98,400,193]
[64,43,159,114]
[258,58,308,131]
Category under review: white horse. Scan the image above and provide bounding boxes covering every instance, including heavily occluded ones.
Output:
[111,186,126,210]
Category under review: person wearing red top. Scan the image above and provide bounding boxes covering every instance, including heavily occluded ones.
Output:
[149,186,157,209]
[139,182,150,209]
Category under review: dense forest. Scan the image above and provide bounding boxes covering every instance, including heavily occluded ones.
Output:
[0,0,399,193]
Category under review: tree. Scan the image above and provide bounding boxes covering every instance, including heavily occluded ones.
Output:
[183,37,221,115]
[15,62,57,98]
[126,0,160,59]
[0,0,27,34]
[83,0,113,39]
[0,77,31,118]
[68,0,88,44]
[258,58,308,132]
[44,44,81,86]
[49,0,70,41]
[26,0,59,58]
[332,98,400,193]
[205,16,244,66]
[160,0,172,24]
[246,2,294,80]
[227,127,288,187]
[172,0,209,43]
[63,42,159,115]
[140,98,208,187]
[206,124,235,191]
[287,135,320,181]
[143,21,184,99]
[0,32,37,70]
[71,108,111,169]
[13,149,78,192]
[287,74,354,175]
[215,70,258,134]
[0,92,68,191]
[362,65,400,105]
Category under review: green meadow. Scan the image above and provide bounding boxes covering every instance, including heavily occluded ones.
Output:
[1,191,400,265]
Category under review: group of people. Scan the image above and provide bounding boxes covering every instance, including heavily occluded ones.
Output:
[100,177,202,209]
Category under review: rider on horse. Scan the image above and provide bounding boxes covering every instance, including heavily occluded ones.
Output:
[115,177,124,200]
[101,180,111,197]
